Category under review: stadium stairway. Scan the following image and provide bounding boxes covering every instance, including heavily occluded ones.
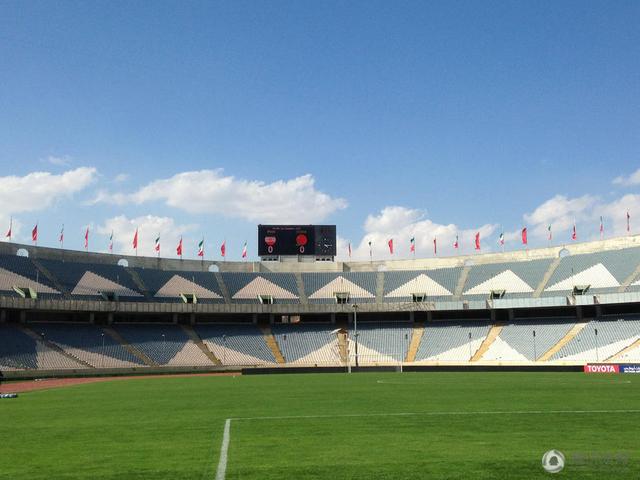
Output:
[337,330,348,364]
[103,327,159,367]
[19,324,92,368]
[538,321,588,361]
[180,325,221,365]
[471,323,504,361]
[126,268,152,300]
[618,262,640,293]
[405,321,424,363]
[213,271,232,303]
[294,273,308,304]
[31,258,70,297]
[533,257,562,298]
[259,325,286,364]
[605,337,640,362]
[453,266,471,298]
[375,271,384,303]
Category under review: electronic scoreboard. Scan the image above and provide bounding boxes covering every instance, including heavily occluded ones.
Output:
[258,225,336,257]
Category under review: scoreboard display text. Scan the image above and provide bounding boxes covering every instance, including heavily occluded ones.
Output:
[258,225,336,256]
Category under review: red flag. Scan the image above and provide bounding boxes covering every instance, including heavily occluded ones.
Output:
[521,227,528,245]
[176,237,183,256]
[388,238,394,254]
[571,223,577,241]
[453,235,459,249]
[221,240,226,258]
[5,218,12,239]
[348,242,352,258]
[475,232,480,250]
[32,224,38,243]
[84,227,89,250]
[133,228,138,249]
[433,237,437,255]
[241,242,247,258]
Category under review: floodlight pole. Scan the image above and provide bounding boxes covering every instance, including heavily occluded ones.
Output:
[101,333,105,368]
[595,328,599,362]
[352,304,359,368]
[223,335,227,365]
[468,332,472,360]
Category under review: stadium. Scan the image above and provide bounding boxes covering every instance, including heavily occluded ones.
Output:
[2,233,640,478]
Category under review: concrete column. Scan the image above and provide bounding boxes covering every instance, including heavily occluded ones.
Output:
[107,312,114,325]
[576,306,583,321]
[89,312,95,324]
[0,310,6,323]
[269,313,275,325]
[172,313,178,324]
[426,311,433,322]
[490,309,496,322]
[330,313,336,324]
[190,313,196,326]
[595,305,602,318]
[508,309,514,321]
[19,310,26,324]
[252,313,258,324]
[409,311,415,322]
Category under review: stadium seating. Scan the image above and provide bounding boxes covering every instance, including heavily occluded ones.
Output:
[194,324,276,365]
[0,254,60,298]
[463,259,553,300]
[134,268,224,302]
[115,324,212,366]
[355,322,413,362]
[415,321,491,362]
[221,272,299,303]
[303,272,377,303]
[383,269,459,302]
[271,324,339,364]
[32,322,143,368]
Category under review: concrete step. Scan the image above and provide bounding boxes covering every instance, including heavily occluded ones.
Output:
[103,326,159,367]
[538,321,588,361]
[20,324,92,368]
[405,321,425,363]
[471,323,504,362]
[181,324,221,365]
[259,325,285,364]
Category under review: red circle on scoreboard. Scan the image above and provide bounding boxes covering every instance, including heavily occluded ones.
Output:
[296,234,308,246]
[265,236,276,246]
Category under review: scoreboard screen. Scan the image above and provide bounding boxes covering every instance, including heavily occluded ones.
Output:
[258,225,336,257]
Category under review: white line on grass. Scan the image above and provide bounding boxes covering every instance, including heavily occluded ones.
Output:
[214,408,640,479]
[215,419,231,480]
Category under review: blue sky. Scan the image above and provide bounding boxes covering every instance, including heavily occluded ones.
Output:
[0,1,639,259]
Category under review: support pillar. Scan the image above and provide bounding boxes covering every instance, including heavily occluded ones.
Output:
[0,310,6,323]
[330,313,336,324]
[172,313,178,324]
[595,305,602,318]
[190,313,196,326]
[490,309,496,322]
[576,306,583,321]
[409,311,415,322]
[426,311,433,323]
[89,312,95,324]
[508,309,514,321]
[107,312,114,325]
[269,313,274,325]
[19,310,26,324]
[252,313,258,325]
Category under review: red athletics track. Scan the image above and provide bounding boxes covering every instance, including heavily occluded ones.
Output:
[0,372,239,393]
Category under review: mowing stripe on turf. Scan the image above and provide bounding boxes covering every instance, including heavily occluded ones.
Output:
[214,409,640,478]
[230,409,640,421]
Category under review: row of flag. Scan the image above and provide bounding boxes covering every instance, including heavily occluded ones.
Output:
[4,219,248,259]
[5,212,634,259]
[346,212,633,257]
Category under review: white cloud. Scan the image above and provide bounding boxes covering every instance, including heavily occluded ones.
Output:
[114,173,130,183]
[90,169,347,223]
[44,155,72,167]
[523,193,640,241]
[338,206,496,260]
[613,168,640,187]
[97,215,198,257]
[0,167,98,217]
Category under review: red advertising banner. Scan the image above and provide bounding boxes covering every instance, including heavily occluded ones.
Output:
[583,364,620,373]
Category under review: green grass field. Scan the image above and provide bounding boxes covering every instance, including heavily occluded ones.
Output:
[1,372,639,479]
